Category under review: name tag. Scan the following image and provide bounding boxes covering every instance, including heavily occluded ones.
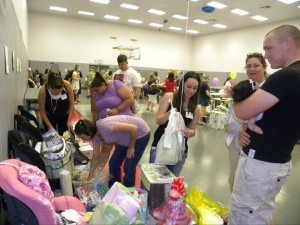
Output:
[248,149,256,158]
[61,94,67,100]
[186,112,193,119]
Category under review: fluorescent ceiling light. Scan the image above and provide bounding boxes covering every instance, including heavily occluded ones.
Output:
[89,0,110,4]
[207,1,227,9]
[231,8,249,15]
[78,11,95,16]
[149,23,163,28]
[172,14,188,20]
[128,19,143,24]
[193,19,209,24]
[187,30,199,34]
[213,23,227,29]
[49,6,67,12]
[104,15,120,20]
[277,0,299,4]
[120,3,139,10]
[190,0,199,2]
[147,9,165,15]
[169,26,182,31]
[251,15,268,21]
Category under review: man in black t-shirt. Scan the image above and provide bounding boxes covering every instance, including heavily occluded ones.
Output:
[229,25,300,225]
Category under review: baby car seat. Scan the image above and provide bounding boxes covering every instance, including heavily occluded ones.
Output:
[0,159,86,225]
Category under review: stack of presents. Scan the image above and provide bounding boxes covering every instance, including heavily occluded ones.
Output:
[3,124,229,224]
[70,163,229,225]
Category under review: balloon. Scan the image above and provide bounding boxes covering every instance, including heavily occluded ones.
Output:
[212,77,220,86]
[230,71,237,79]
[177,70,181,75]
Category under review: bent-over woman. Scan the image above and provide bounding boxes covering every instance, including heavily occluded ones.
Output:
[74,115,150,187]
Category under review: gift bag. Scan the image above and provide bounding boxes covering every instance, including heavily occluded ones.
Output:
[102,182,141,223]
[185,185,229,225]
[155,100,186,165]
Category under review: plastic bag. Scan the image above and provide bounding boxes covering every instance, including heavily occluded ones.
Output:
[185,185,229,225]
[155,101,186,165]
[73,167,109,211]
[89,201,130,225]
[102,182,141,223]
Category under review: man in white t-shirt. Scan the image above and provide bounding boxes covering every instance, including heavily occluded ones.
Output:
[112,54,142,99]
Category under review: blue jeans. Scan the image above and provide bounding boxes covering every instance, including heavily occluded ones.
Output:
[149,146,187,177]
[109,133,150,187]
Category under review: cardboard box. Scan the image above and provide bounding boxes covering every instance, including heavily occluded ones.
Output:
[141,164,176,209]
[208,110,227,129]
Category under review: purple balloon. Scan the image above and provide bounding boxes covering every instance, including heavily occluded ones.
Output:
[212,77,220,86]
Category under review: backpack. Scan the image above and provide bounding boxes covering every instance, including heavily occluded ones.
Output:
[148,83,160,95]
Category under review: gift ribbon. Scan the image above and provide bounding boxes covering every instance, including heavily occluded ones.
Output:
[171,177,186,198]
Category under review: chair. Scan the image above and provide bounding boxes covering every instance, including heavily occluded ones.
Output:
[17,119,43,142]
[8,129,39,158]
[14,114,29,130]
[18,105,39,128]
[18,105,45,133]
[0,159,86,225]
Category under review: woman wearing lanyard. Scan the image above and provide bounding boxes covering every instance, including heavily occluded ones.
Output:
[38,71,75,135]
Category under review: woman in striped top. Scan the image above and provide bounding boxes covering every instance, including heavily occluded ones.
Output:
[74,116,150,187]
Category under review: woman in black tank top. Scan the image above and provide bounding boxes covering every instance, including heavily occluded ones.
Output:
[38,71,75,135]
[149,71,201,176]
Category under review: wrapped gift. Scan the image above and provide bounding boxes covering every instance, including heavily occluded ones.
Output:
[152,177,195,225]
[141,164,176,209]
[208,110,227,129]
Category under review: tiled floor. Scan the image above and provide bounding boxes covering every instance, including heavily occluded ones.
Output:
[76,89,300,225]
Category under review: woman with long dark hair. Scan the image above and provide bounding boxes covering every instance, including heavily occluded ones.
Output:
[90,71,134,121]
[149,71,200,176]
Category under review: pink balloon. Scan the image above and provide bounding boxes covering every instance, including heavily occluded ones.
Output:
[212,77,220,86]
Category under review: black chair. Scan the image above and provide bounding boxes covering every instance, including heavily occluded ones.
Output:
[17,120,43,142]
[18,105,44,133]
[7,130,39,158]
[14,114,29,130]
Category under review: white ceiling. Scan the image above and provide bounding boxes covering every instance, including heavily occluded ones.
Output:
[27,0,300,36]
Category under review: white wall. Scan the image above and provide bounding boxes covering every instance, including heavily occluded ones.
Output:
[12,0,28,51]
[192,19,300,74]
[29,12,299,75]
[0,0,28,161]
[28,12,193,71]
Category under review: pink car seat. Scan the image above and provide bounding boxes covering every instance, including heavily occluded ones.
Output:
[0,159,86,225]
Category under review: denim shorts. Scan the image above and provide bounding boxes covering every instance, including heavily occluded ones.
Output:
[200,98,210,107]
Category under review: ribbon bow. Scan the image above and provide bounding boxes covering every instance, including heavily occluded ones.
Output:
[171,177,186,198]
